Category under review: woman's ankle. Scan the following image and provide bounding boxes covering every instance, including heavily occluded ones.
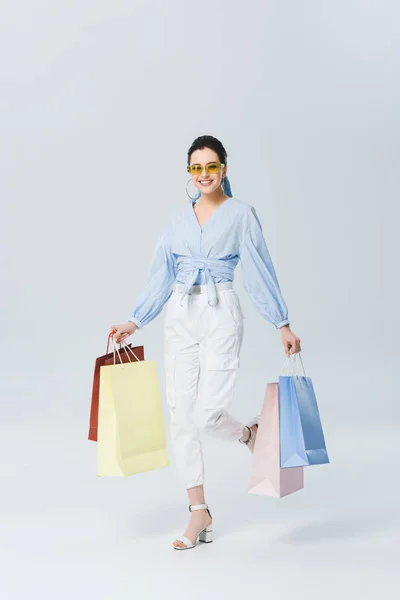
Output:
[187,484,206,507]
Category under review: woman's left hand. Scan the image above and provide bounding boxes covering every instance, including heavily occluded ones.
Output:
[280,325,301,356]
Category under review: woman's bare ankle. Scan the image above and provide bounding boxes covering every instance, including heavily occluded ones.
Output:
[187,484,206,507]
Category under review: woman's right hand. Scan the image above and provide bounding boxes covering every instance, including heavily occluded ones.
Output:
[110,322,137,344]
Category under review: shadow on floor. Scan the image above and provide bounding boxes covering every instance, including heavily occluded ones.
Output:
[279,507,399,544]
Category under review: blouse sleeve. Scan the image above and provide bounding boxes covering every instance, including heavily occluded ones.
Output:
[128,219,176,329]
[239,206,290,329]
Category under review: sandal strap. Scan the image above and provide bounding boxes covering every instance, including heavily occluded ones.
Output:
[189,503,212,519]
[189,503,208,511]
[174,536,194,548]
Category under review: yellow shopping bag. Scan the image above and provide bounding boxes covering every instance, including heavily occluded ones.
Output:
[97,340,169,476]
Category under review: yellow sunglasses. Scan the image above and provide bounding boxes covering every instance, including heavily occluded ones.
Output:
[187,161,226,175]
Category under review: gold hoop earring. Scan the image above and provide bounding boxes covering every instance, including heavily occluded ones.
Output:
[186,178,200,200]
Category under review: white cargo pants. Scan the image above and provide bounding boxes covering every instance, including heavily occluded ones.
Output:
[163,281,246,489]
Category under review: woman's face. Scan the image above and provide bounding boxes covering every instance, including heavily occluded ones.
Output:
[189,147,227,197]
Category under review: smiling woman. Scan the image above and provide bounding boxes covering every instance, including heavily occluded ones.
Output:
[186,138,233,202]
[110,134,301,551]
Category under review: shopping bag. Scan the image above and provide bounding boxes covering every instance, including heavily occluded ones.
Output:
[97,337,169,476]
[248,382,304,498]
[88,333,144,441]
[279,352,329,468]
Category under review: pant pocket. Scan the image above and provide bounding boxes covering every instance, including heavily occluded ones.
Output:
[225,291,245,325]
[201,353,239,411]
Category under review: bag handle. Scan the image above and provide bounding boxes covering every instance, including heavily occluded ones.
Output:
[107,332,144,368]
[280,350,307,376]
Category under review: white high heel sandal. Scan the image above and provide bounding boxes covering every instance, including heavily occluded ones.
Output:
[172,503,213,550]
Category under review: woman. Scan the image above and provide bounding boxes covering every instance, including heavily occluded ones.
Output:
[111,135,301,550]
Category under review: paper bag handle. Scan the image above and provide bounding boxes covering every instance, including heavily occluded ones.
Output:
[280,350,306,376]
[107,332,144,368]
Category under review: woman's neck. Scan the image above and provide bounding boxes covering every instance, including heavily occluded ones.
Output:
[198,189,229,205]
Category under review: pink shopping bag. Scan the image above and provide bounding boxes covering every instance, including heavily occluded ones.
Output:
[248,382,304,498]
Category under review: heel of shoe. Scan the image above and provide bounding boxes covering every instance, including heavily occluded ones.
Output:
[198,526,213,543]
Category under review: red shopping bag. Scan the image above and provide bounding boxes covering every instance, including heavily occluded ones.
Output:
[88,333,144,441]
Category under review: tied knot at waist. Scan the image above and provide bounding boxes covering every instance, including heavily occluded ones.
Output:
[175,255,235,307]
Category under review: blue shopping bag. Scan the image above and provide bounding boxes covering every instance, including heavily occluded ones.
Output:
[278,352,329,468]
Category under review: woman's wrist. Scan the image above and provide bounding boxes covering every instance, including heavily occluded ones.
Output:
[127,321,138,332]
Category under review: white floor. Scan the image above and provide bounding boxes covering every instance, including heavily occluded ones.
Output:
[1,418,398,600]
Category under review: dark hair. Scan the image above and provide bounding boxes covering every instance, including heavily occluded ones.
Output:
[187,135,233,198]
[187,135,227,166]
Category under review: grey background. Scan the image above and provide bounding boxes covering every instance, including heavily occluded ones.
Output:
[1,1,399,598]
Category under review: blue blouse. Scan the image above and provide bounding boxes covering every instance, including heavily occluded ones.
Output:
[128,196,290,330]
